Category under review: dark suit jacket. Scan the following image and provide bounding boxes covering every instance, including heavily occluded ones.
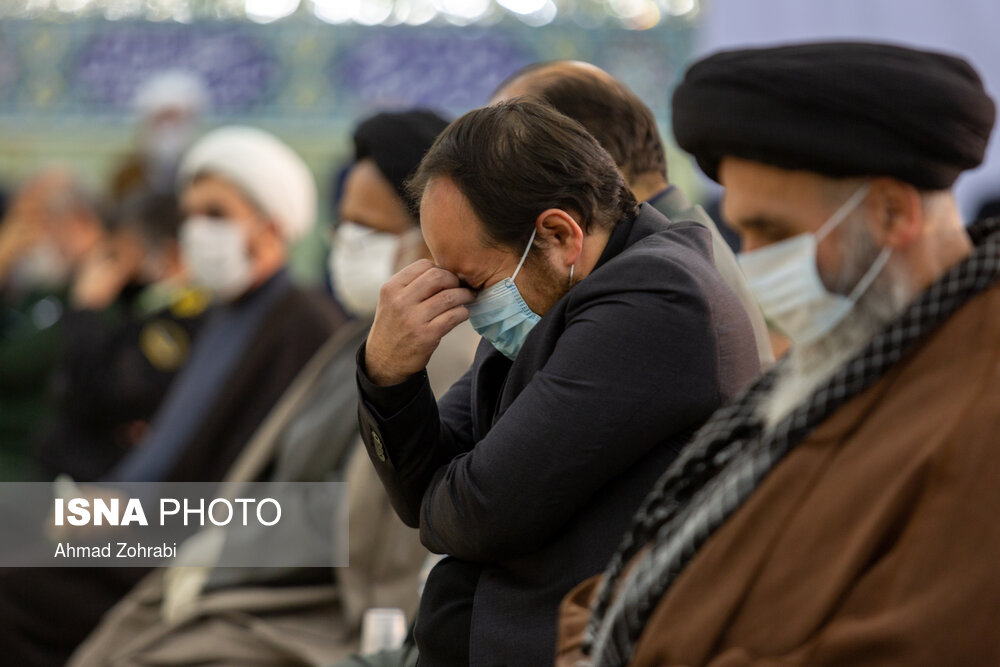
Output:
[168,284,345,482]
[356,204,761,666]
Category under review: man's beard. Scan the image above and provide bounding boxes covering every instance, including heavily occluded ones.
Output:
[523,252,572,313]
[762,218,913,429]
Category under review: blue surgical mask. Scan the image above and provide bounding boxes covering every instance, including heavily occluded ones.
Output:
[467,228,541,360]
[738,183,891,346]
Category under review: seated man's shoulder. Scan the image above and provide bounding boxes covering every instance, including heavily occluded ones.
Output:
[647,220,717,265]
[271,284,346,334]
[585,222,722,299]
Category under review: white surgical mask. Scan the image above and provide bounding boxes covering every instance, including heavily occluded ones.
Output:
[738,183,891,346]
[179,216,253,302]
[328,221,404,317]
[467,228,541,360]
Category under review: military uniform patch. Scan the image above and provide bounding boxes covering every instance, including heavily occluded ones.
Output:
[139,320,190,372]
[169,288,209,319]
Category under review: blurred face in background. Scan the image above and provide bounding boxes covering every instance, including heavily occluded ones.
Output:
[179,173,286,302]
[69,225,147,309]
[134,231,186,286]
[328,158,425,317]
[99,227,145,280]
[141,106,199,170]
[50,202,104,269]
[69,199,193,311]
[2,171,104,291]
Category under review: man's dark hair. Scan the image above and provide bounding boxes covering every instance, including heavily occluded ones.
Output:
[407,100,638,252]
[493,62,667,182]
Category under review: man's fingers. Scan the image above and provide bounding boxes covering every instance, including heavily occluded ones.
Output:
[417,286,476,323]
[378,259,436,307]
[391,259,437,288]
[367,257,474,382]
[428,304,471,339]
[404,265,464,303]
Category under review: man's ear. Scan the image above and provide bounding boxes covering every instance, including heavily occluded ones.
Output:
[248,217,287,267]
[534,208,583,267]
[256,217,285,245]
[867,178,922,249]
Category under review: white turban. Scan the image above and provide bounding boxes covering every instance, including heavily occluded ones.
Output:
[178,126,317,242]
[133,69,209,116]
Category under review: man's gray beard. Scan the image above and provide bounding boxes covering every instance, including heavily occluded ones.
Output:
[762,225,913,430]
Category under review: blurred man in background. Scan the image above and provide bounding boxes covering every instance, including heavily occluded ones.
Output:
[492,60,774,365]
[560,42,1000,666]
[35,189,208,481]
[110,69,209,203]
[329,110,446,319]
[107,124,344,484]
[0,170,106,479]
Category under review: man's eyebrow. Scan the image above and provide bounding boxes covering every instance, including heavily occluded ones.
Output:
[731,214,794,234]
[336,209,371,228]
[190,204,227,219]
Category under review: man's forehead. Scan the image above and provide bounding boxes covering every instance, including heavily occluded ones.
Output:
[419,177,505,283]
[338,159,410,231]
[420,177,470,233]
[181,174,267,225]
[419,179,473,257]
[719,157,841,234]
[721,158,834,203]
[342,159,392,198]
[183,173,241,202]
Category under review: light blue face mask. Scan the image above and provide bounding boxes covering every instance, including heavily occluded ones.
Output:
[737,183,891,346]
[467,228,541,360]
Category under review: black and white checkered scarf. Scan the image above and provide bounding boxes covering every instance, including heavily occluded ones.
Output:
[582,218,1000,666]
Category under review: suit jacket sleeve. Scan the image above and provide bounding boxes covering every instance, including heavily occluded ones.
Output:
[356,345,476,527]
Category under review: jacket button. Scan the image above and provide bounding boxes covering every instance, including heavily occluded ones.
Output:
[372,431,386,462]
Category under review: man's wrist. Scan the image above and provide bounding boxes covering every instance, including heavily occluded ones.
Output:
[356,341,428,418]
[363,344,410,387]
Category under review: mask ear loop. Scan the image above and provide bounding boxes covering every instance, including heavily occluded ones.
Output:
[847,246,892,303]
[510,227,537,282]
[814,181,891,303]
[815,183,872,243]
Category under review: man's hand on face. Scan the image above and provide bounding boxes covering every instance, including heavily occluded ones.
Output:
[364,259,475,387]
[70,236,143,310]
[0,198,46,277]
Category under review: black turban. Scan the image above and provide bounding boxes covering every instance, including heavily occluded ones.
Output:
[353,109,450,206]
[672,42,996,189]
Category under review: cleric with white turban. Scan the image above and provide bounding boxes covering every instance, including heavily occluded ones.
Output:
[107,124,342,483]
[174,125,317,302]
[178,125,317,242]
